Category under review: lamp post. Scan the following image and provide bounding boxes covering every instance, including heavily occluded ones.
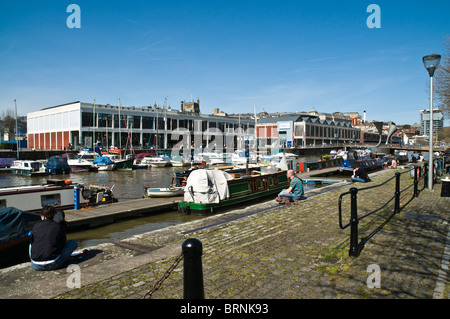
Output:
[422,54,441,190]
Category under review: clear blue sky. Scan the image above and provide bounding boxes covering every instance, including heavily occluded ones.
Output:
[1,0,449,125]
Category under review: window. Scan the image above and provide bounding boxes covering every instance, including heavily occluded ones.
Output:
[0,199,6,209]
[41,194,61,207]
[142,116,154,129]
[82,112,96,127]
[97,113,112,127]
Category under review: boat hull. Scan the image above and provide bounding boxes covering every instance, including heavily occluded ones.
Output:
[114,159,134,170]
[0,179,116,213]
[10,168,49,176]
[146,187,184,198]
[339,156,389,172]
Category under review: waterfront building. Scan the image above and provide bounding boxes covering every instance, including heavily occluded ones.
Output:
[256,112,360,150]
[26,101,255,152]
[420,108,444,138]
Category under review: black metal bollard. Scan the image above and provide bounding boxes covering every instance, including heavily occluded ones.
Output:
[182,238,204,299]
[413,166,419,197]
[349,187,359,257]
[394,172,401,214]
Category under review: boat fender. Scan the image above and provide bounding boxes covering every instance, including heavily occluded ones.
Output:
[64,179,72,185]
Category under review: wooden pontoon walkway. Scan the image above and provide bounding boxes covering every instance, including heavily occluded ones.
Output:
[64,196,183,230]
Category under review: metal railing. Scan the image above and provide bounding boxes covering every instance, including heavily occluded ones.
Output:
[338,165,426,257]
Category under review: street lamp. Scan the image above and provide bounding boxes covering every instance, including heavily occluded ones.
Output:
[422,53,441,190]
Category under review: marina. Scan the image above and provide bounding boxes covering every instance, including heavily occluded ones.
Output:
[0,147,447,269]
[1,2,449,303]
[0,155,348,267]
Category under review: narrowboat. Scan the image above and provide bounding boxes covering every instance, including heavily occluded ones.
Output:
[0,207,41,268]
[0,179,116,213]
[339,149,389,172]
[178,169,289,214]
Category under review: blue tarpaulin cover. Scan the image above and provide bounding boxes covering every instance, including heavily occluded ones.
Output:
[0,207,41,244]
[93,156,115,165]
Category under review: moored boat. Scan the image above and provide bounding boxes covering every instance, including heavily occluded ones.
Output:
[339,149,388,172]
[45,156,71,174]
[0,179,116,213]
[170,155,191,167]
[65,149,99,172]
[0,207,41,268]
[93,156,116,171]
[297,157,344,172]
[178,168,289,214]
[104,154,134,170]
[10,160,49,176]
[231,150,258,166]
[144,186,184,198]
[141,155,171,168]
[194,149,226,166]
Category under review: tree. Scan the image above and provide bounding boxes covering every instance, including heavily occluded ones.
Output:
[0,109,26,139]
[434,35,450,119]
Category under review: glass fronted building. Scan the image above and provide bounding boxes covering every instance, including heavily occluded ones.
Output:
[27,101,255,151]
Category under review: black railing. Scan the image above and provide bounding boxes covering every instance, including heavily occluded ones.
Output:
[338,165,426,257]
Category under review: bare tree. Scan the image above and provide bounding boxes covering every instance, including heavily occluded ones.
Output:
[434,35,450,117]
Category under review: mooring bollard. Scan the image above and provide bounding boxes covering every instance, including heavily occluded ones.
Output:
[74,185,80,210]
[394,172,401,214]
[182,238,204,299]
[349,187,359,257]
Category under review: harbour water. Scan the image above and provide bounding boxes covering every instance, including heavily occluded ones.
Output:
[0,155,327,249]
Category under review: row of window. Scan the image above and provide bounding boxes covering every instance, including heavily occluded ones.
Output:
[295,124,359,139]
[81,112,254,131]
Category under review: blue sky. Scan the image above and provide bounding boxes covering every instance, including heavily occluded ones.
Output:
[1,0,449,125]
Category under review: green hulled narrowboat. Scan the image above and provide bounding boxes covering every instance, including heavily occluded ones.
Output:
[178,169,289,214]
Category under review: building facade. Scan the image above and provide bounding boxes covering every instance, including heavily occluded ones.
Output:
[420,108,444,137]
[27,101,255,152]
[256,114,360,149]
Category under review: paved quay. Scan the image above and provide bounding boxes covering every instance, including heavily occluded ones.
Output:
[0,167,449,300]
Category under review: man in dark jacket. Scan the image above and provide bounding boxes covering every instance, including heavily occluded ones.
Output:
[351,167,371,183]
[29,206,78,271]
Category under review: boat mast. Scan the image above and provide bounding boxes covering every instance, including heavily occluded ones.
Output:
[93,98,96,149]
[118,98,122,151]
[14,99,19,159]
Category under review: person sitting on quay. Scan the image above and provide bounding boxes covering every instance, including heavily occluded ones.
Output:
[276,169,304,205]
[29,205,78,271]
[388,156,397,169]
[351,166,371,183]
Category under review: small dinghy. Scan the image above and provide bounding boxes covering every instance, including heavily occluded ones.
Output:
[144,186,184,198]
